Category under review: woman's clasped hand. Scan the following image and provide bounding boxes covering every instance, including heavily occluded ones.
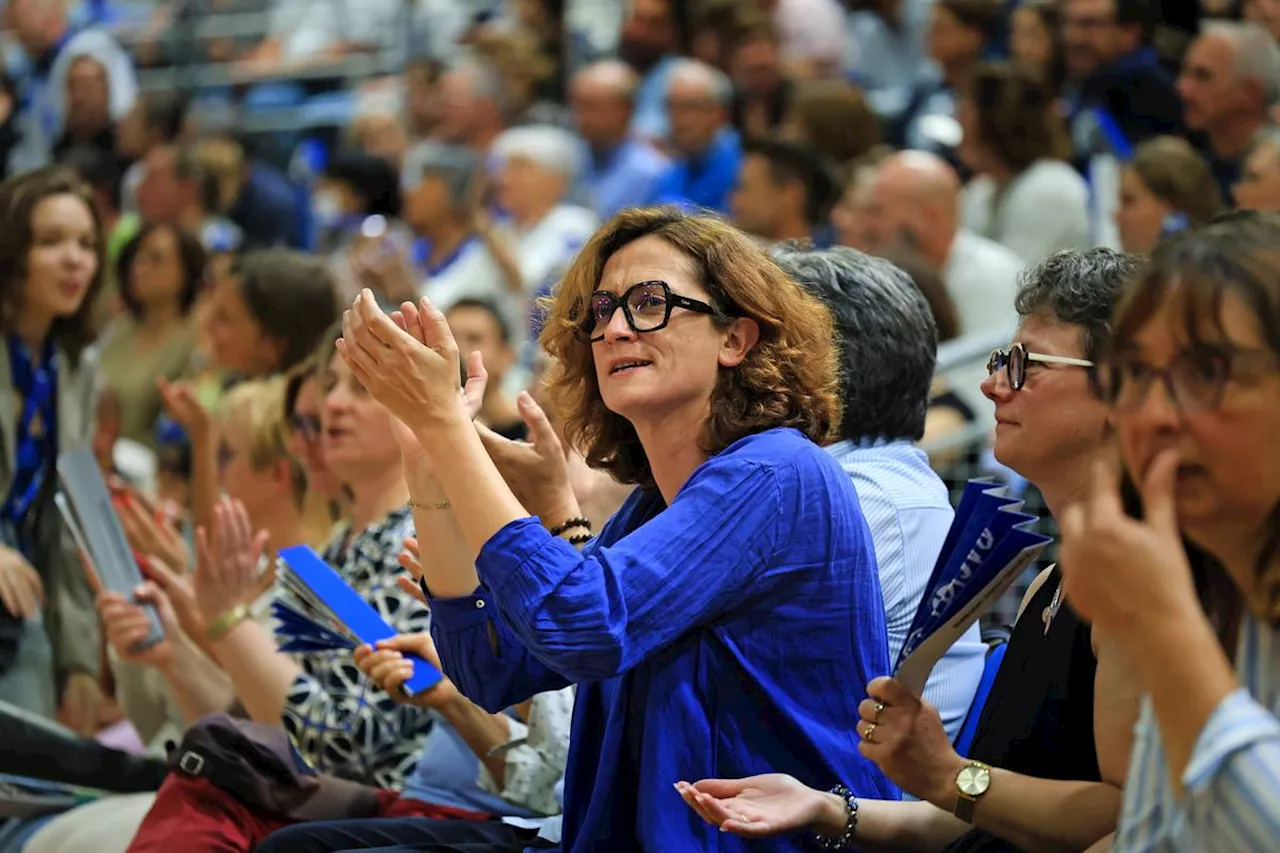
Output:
[339,290,470,433]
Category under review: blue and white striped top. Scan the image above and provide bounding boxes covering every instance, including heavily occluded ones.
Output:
[1115,611,1280,852]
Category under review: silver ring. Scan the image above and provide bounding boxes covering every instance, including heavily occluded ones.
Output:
[874,700,886,721]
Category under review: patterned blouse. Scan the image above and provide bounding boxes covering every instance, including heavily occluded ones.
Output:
[281,506,433,790]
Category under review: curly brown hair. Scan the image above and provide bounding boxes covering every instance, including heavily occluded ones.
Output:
[540,207,842,488]
[0,166,106,361]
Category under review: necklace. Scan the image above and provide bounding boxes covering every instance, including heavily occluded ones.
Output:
[1042,580,1065,636]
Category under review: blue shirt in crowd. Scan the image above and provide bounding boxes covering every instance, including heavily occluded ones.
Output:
[430,428,897,852]
[647,128,742,214]
[583,138,669,220]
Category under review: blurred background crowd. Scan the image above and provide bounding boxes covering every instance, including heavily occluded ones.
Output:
[0,0,1276,849]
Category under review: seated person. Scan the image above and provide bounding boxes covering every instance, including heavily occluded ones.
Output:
[333,207,896,850]
[680,249,1148,853]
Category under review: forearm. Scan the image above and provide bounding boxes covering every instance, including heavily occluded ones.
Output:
[928,767,1121,853]
[418,420,531,558]
[1128,613,1238,793]
[208,619,301,724]
[405,464,482,598]
[189,427,220,539]
[435,693,512,784]
[811,795,966,853]
[157,633,236,724]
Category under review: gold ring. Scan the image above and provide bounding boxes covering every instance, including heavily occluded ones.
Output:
[862,722,877,743]
[874,700,886,721]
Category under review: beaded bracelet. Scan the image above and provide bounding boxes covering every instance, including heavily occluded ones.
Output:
[549,516,591,537]
[816,785,859,851]
[567,532,594,547]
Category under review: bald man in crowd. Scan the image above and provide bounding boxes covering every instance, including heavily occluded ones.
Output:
[570,60,671,219]
[648,59,743,212]
[1178,22,1280,201]
[862,151,1024,341]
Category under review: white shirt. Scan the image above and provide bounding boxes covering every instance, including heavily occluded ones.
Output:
[962,160,1092,264]
[943,229,1025,340]
[513,205,599,293]
[419,236,525,348]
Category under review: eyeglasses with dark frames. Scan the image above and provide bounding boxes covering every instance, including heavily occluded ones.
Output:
[987,343,1094,391]
[574,280,721,343]
[1100,346,1277,413]
[289,413,322,443]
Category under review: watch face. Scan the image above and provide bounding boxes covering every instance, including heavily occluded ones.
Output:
[957,765,991,797]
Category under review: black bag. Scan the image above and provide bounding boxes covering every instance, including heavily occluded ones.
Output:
[167,713,381,821]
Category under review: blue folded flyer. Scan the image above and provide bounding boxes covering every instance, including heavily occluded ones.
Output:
[272,545,444,697]
[893,480,1053,695]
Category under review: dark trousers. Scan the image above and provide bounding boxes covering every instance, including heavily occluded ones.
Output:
[255,817,554,853]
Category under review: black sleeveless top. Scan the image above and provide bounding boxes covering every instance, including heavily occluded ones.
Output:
[939,567,1101,853]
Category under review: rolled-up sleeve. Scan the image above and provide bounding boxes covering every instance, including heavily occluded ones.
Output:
[429,589,572,714]
[1181,687,1280,853]
[474,458,782,682]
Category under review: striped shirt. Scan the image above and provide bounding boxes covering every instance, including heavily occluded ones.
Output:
[1116,611,1280,852]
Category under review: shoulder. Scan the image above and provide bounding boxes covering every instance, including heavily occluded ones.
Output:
[955,230,1025,274]
[703,429,851,501]
[546,205,599,236]
[1014,161,1089,201]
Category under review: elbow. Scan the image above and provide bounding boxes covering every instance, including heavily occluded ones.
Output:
[523,634,629,683]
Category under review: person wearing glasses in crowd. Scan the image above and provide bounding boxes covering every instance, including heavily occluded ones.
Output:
[335,207,896,851]
[1059,212,1280,851]
[679,249,1146,853]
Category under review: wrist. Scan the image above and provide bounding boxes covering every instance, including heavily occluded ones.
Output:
[206,603,252,643]
[1126,607,1231,688]
[925,753,968,811]
[812,791,851,837]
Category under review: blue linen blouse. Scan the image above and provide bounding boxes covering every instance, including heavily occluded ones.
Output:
[429,427,896,852]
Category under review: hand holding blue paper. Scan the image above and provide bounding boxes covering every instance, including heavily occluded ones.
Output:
[271,545,444,697]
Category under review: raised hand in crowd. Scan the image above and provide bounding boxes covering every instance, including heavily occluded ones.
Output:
[354,627,460,710]
[58,671,106,738]
[1059,451,1201,648]
[98,581,180,669]
[348,234,420,306]
[157,379,212,443]
[476,392,578,524]
[340,290,471,433]
[0,544,43,619]
[194,497,270,630]
[113,485,191,577]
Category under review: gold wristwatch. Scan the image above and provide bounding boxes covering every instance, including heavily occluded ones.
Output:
[954,760,991,823]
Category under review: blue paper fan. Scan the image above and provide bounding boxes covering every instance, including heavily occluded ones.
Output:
[894,480,1052,694]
